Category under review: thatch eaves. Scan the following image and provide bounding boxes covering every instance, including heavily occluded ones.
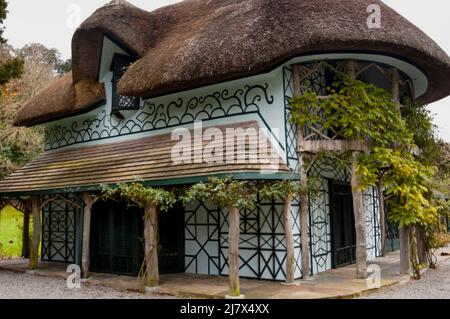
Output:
[14,72,105,127]
[71,0,155,83]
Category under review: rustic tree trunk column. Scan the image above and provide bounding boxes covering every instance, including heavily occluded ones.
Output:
[345,61,368,279]
[144,203,159,287]
[227,206,241,297]
[29,196,41,270]
[390,68,400,104]
[409,226,420,279]
[351,152,368,279]
[377,183,387,257]
[293,64,311,280]
[282,195,295,283]
[81,193,94,278]
[391,67,413,275]
[299,173,310,279]
[416,226,427,265]
[399,226,411,274]
[22,210,30,258]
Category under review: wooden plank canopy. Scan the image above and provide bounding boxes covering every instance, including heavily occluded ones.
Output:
[0,121,290,195]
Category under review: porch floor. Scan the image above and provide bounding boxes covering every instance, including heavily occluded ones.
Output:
[1,248,449,299]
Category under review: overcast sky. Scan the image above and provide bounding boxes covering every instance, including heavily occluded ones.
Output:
[3,0,450,142]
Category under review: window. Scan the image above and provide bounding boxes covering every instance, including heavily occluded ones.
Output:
[110,54,140,114]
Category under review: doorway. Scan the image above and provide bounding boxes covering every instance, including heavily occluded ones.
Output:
[90,201,143,276]
[89,200,184,276]
[158,202,185,273]
[330,181,356,268]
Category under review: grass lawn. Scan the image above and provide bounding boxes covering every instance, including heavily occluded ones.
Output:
[0,205,23,258]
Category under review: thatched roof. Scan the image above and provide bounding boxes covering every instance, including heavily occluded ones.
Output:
[15,0,450,127]
[14,72,105,126]
[71,0,154,83]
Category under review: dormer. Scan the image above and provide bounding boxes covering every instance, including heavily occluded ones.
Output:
[110,54,140,116]
[97,36,140,118]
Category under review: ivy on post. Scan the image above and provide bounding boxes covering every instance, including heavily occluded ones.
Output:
[101,182,176,289]
[183,177,256,298]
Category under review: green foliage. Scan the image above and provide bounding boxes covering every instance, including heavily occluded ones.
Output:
[289,68,440,228]
[0,42,75,180]
[423,223,450,268]
[56,58,72,76]
[383,153,437,227]
[289,73,412,147]
[0,2,24,90]
[259,178,321,201]
[182,177,256,210]
[0,57,23,86]
[101,182,176,212]
[402,99,450,179]
[0,0,7,44]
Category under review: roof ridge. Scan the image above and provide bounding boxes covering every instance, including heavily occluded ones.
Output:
[104,0,137,8]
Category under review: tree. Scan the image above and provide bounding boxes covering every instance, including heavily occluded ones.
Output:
[17,43,71,76]
[0,43,72,179]
[0,1,23,89]
[0,0,8,44]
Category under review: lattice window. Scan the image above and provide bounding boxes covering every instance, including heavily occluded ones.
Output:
[283,66,299,171]
[219,194,289,281]
[184,201,220,275]
[363,187,382,259]
[111,54,140,112]
[185,181,302,281]
[41,194,82,264]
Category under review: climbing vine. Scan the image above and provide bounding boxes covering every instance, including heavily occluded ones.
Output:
[101,182,176,212]
[289,72,411,146]
[182,176,256,210]
[289,71,438,227]
[259,178,321,201]
[289,68,442,276]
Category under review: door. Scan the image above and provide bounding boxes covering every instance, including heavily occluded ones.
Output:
[90,201,143,276]
[330,181,356,268]
[158,203,185,273]
[90,200,184,276]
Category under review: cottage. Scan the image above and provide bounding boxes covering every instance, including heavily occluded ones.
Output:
[1,0,449,290]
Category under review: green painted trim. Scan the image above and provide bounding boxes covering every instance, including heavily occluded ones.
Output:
[0,172,299,197]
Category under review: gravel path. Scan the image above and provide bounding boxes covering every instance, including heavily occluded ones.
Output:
[0,271,176,299]
[359,257,450,299]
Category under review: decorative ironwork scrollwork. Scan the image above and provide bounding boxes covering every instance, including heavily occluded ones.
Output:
[45,83,274,150]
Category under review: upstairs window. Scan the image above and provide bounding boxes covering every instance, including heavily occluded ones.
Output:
[110,54,140,114]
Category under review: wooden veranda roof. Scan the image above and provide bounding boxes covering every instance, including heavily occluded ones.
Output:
[0,121,292,196]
